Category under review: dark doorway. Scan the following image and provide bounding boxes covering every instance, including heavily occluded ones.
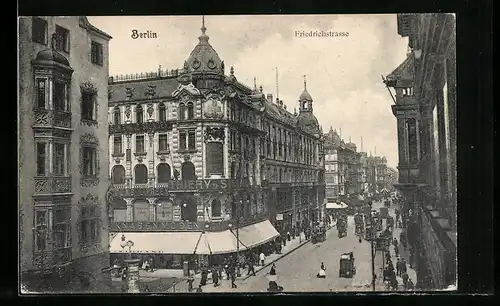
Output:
[211,198,222,217]
[180,193,197,222]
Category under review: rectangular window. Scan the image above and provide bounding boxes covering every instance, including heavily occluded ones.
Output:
[82,146,97,177]
[53,81,67,111]
[91,41,103,66]
[53,208,71,248]
[36,78,47,109]
[35,210,48,251]
[36,142,47,176]
[53,143,66,176]
[114,109,121,124]
[179,131,187,149]
[32,17,47,45]
[55,25,70,53]
[188,131,196,150]
[159,134,169,152]
[81,206,99,243]
[136,135,145,153]
[407,118,418,164]
[113,135,122,154]
[81,92,95,120]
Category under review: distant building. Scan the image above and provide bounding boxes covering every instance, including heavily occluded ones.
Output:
[385,13,456,289]
[18,17,112,292]
[107,19,325,269]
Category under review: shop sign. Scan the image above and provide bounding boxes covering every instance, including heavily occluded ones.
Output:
[168,179,229,191]
[111,221,201,231]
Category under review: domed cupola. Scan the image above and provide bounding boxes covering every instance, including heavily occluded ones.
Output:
[185,16,224,75]
[32,33,73,74]
[297,75,320,135]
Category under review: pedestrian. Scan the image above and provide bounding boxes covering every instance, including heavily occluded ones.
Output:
[287,231,291,241]
[248,261,256,276]
[396,258,401,276]
[259,252,266,266]
[393,237,398,248]
[394,245,399,258]
[407,278,415,290]
[212,267,219,287]
[200,269,208,286]
[402,272,409,289]
[401,258,408,274]
[269,263,276,275]
[224,264,230,280]
[196,284,203,293]
[230,269,237,288]
[187,274,194,292]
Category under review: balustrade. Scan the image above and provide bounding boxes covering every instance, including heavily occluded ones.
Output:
[34,109,72,129]
[34,177,72,195]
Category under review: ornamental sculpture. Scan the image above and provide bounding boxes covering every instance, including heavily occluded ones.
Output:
[204,127,225,142]
[125,87,135,99]
[147,104,154,118]
[145,85,157,98]
[125,105,131,119]
[203,98,223,119]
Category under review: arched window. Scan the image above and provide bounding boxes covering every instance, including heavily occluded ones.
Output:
[186,102,194,119]
[136,105,143,123]
[211,198,221,217]
[158,103,166,121]
[114,107,121,125]
[181,162,196,180]
[111,165,125,184]
[134,164,148,184]
[178,103,185,120]
[157,163,171,183]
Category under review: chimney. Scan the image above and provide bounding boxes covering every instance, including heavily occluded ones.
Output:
[279,100,283,107]
[267,94,273,103]
[276,98,280,104]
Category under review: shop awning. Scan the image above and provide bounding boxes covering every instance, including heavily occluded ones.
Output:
[202,230,244,255]
[326,202,348,209]
[109,232,203,255]
[230,220,279,250]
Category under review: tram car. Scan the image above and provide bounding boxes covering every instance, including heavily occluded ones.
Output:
[312,226,326,243]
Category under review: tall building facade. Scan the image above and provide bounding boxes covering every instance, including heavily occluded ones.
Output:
[19,16,112,292]
[107,21,324,269]
[385,13,456,289]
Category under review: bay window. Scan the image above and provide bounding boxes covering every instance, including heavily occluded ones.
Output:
[36,142,47,176]
[52,207,71,249]
[36,78,48,109]
[53,143,67,176]
[53,80,68,111]
[34,210,49,251]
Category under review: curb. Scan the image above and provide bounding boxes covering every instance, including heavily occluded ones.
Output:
[240,224,337,282]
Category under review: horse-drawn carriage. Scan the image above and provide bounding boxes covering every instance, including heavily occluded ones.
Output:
[354,213,365,236]
[311,226,326,243]
[339,252,356,278]
[337,218,347,238]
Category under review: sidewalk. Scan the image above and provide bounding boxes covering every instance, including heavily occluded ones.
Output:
[182,225,336,293]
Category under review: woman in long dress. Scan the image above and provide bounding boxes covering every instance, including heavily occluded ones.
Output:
[317,262,326,278]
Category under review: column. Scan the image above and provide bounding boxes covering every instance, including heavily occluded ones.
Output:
[125,198,134,222]
[147,198,157,221]
[126,134,133,187]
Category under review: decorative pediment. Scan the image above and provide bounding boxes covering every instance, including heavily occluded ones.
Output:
[80,81,98,94]
[172,82,201,98]
[79,193,101,206]
[80,132,99,145]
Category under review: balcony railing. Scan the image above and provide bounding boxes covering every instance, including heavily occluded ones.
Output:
[34,177,72,195]
[33,109,72,129]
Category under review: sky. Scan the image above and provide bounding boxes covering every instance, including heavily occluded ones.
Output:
[89,15,408,169]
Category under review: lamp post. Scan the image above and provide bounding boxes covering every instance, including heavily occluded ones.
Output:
[119,234,140,293]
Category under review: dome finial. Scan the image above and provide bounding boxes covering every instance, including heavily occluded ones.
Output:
[201,15,206,35]
[303,74,307,90]
[253,77,257,91]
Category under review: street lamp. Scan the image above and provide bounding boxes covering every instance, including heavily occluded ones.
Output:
[120,234,135,260]
[119,234,140,293]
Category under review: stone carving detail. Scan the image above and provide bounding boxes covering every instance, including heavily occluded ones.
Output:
[80,81,98,94]
[34,111,50,125]
[183,154,191,162]
[204,127,225,142]
[203,98,223,119]
[33,110,71,129]
[147,104,154,118]
[33,251,52,269]
[125,87,135,99]
[125,105,131,119]
[145,85,157,99]
[34,177,71,194]
[80,133,99,145]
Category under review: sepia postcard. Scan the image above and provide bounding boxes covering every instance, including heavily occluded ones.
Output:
[18,14,457,294]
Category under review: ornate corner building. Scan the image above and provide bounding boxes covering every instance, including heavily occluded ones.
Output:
[107,21,325,268]
[18,17,112,292]
[385,13,457,289]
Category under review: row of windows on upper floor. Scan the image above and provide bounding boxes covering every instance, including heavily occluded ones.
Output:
[111,131,197,155]
[34,141,98,179]
[35,77,100,123]
[31,17,105,66]
[110,102,195,125]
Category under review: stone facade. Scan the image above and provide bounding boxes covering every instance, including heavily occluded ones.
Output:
[18,16,112,292]
[386,13,457,289]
